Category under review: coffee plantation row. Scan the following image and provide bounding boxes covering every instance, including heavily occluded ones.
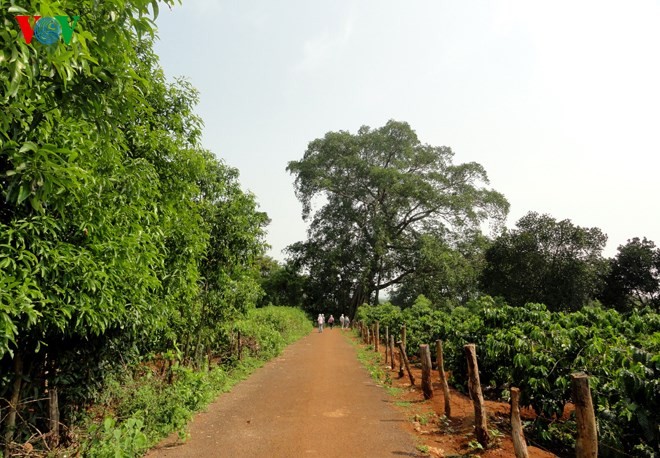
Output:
[356,296,659,456]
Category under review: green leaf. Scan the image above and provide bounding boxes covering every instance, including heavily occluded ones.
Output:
[19,142,38,153]
[29,197,44,213]
[17,185,30,204]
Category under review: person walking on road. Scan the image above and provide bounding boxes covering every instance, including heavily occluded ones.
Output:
[344,315,350,330]
[339,314,345,329]
[317,314,324,333]
[328,315,335,329]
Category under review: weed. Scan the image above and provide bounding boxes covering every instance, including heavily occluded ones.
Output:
[385,386,404,397]
[467,439,484,452]
[414,412,437,426]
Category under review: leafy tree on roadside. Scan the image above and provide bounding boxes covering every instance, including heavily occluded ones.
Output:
[287,120,508,316]
[0,0,269,448]
[600,237,660,312]
[480,212,608,311]
[257,256,308,308]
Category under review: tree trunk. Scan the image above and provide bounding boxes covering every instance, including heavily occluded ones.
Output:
[350,283,367,317]
[435,340,451,417]
[4,351,23,452]
[420,345,434,400]
[510,387,529,458]
[571,372,598,458]
[237,330,243,361]
[464,344,489,448]
[49,387,60,447]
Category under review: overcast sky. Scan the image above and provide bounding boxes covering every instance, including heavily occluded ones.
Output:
[154,0,660,260]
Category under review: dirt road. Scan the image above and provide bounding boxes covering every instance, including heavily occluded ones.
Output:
[146,328,420,457]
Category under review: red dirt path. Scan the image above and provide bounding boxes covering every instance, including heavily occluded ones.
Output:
[146,328,421,457]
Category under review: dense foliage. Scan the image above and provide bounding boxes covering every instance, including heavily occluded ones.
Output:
[389,231,488,309]
[357,298,659,456]
[256,256,307,308]
[0,0,275,452]
[480,212,609,311]
[600,237,660,312]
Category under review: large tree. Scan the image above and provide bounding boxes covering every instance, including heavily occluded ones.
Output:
[480,212,608,311]
[286,120,508,316]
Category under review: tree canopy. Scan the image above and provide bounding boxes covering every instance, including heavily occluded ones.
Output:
[286,120,508,316]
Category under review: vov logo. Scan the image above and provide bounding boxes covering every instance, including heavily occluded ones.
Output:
[15,16,80,45]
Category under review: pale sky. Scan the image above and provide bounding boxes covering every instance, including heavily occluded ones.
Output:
[154,0,660,260]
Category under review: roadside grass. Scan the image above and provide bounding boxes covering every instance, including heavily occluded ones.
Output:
[74,306,312,457]
[347,331,438,456]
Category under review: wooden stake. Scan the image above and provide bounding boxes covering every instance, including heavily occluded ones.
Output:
[435,340,451,417]
[571,372,598,458]
[401,324,407,349]
[374,322,379,352]
[420,345,434,399]
[390,336,397,373]
[397,339,404,378]
[384,326,389,365]
[464,344,489,448]
[510,387,529,458]
[397,341,415,385]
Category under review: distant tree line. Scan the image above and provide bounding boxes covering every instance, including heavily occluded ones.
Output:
[274,121,659,316]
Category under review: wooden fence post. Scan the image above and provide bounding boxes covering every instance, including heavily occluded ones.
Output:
[384,326,389,364]
[510,387,529,458]
[435,339,451,417]
[401,324,407,349]
[390,336,397,372]
[397,339,404,378]
[374,321,379,352]
[420,345,434,400]
[464,344,489,448]
[571,372,598,458]
[397,341,415,385]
